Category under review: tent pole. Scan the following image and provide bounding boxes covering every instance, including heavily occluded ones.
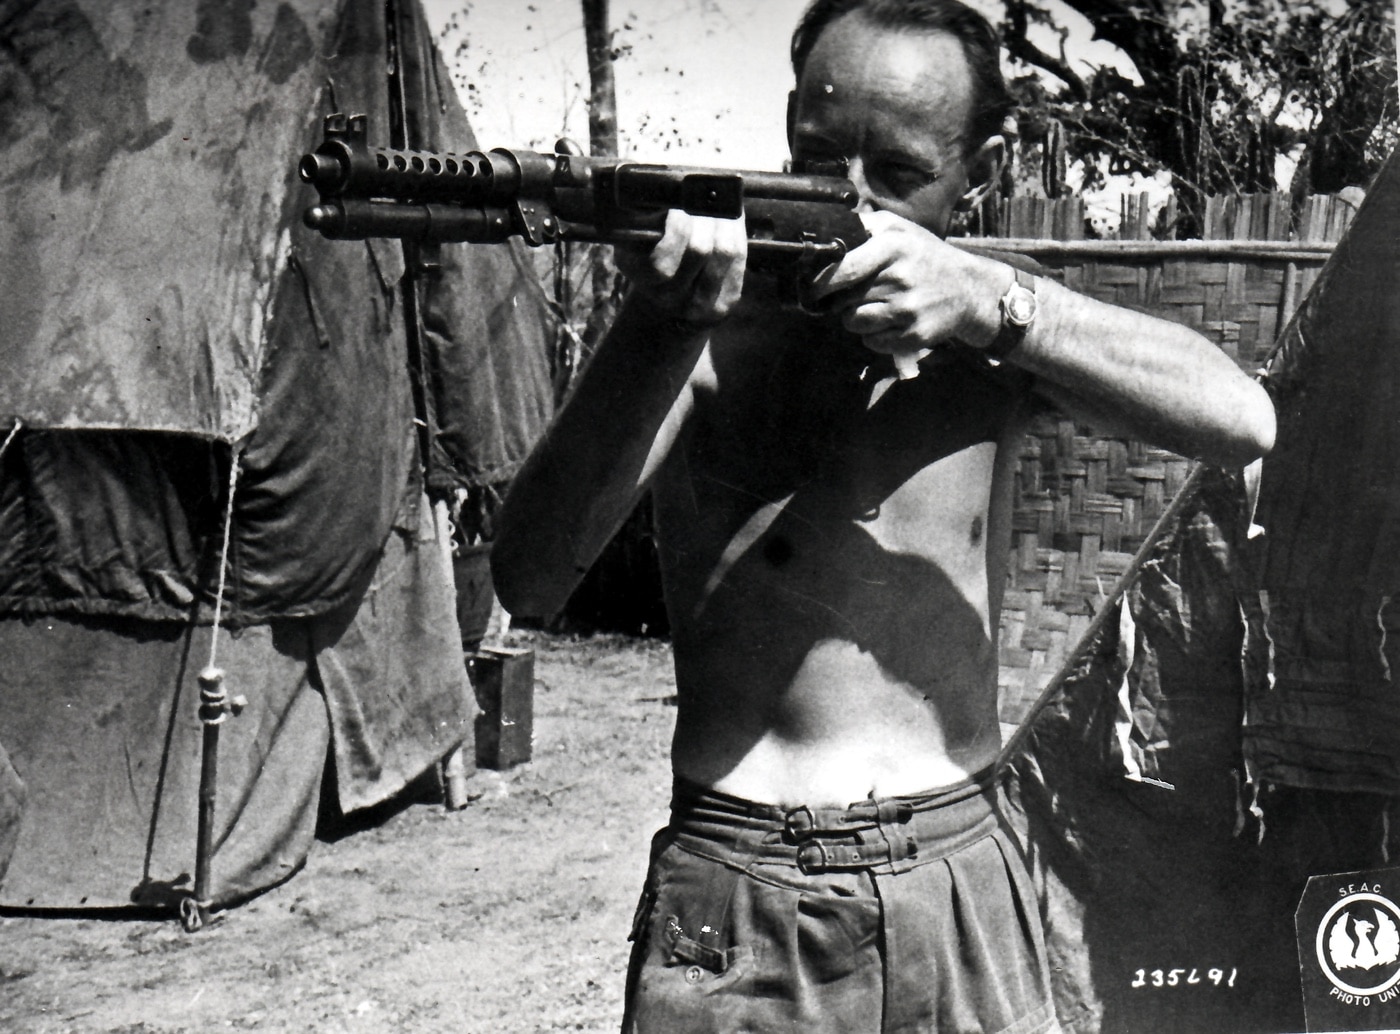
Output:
[385,0,440,489]
[193,680,220,919]
[181,452,245,932]
[181,668,244,932]
[385,0,474,813]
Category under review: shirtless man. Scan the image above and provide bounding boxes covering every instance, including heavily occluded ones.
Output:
[492,1,1275,1031]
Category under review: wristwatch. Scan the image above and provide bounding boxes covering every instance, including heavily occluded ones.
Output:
[987,268,1038,359]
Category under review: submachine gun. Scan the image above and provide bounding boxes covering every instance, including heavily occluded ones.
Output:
[298,112,870,279]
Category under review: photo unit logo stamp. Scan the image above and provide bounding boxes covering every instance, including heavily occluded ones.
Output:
[1297,868,1400,1029]
[1315,887,1400,1004]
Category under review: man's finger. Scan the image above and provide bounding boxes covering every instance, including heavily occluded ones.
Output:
[842,300,910,337]
[662,217,716,299]
[676,219,746,321]
[804,235,889,300]
[709,218,749,312]
[651,209,696,280]
[803,271,895,319]
[712,215,749,267]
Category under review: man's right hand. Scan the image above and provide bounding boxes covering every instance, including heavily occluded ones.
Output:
[615,209,748,326]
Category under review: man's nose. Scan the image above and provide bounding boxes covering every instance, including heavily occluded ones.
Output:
[845,157,879,214]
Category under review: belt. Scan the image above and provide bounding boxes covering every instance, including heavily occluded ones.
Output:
[667,767,1000,876]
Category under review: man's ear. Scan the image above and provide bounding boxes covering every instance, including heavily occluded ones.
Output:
[956,134,1007,211]
[785,90,798,153]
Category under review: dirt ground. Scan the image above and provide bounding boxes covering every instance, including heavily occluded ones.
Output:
[0,632,678,1034]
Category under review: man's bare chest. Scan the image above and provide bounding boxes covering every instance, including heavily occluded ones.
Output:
[651,331,1033,618]
[682,334,1024,514]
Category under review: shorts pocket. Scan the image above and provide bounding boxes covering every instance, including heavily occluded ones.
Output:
[662,913,755,992]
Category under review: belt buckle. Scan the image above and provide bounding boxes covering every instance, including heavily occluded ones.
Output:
[784,805,818,839]
[795,837,875,874]
[796,840,832,874]
[795,833,917,874]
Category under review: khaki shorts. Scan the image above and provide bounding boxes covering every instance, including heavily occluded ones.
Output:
[622,771,1059,1034]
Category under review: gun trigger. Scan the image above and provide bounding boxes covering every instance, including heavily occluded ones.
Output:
[511,200,558,247]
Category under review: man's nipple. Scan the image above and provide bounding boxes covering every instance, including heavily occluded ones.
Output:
[762,535,794,567]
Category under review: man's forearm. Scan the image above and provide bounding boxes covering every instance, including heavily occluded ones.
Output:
[491,295,708,617]
[971,263,1276,466]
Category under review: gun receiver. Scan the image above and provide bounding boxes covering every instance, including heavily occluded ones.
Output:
[298,113,870,272]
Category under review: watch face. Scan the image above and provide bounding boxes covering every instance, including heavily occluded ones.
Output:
[1006,286,1037,326]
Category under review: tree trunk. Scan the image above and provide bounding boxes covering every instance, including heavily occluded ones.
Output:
[579,0,620,366]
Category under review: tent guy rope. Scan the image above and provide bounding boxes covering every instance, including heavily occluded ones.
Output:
[0,419,20,463]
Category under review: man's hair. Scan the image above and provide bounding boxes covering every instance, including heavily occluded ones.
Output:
[790,0,1014,150]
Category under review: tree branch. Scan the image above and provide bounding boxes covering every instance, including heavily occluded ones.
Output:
[1004,0,1090,101]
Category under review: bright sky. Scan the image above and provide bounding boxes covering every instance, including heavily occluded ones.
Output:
[426,0,810,168]
[424,0,1131,168]
[422,0,1150,224]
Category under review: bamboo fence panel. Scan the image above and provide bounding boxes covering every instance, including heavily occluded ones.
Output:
[980,192,1356,722]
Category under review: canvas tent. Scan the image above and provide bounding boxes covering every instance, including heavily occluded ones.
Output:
[0,0,552,911]
[1004,151,1400,1033]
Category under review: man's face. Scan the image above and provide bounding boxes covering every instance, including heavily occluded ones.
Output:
[789,13,989,237]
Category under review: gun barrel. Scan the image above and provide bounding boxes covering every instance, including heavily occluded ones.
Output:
[299,152,342,187]
[297,115,869,268]
[300,133,856,211]
[300,134,545,205]
[304,199,517,243]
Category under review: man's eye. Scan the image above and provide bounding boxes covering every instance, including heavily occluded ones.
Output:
[874,164,939,198]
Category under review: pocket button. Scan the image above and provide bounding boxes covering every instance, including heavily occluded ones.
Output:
[684,965,705,984]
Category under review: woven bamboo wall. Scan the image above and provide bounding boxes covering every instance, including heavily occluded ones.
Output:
[981,191,1356,723]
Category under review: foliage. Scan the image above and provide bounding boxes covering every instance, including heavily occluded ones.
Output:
[1003,0,1398,237]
